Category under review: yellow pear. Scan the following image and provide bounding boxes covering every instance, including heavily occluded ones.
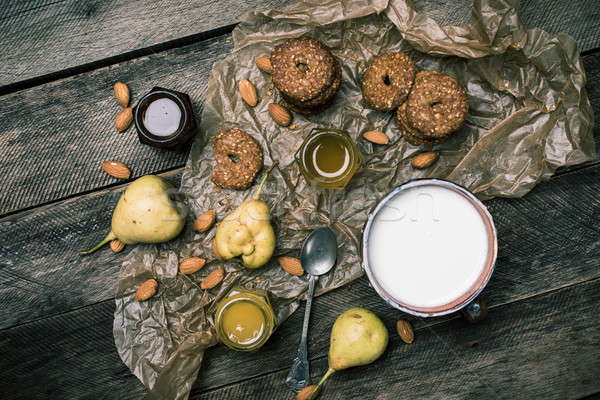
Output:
[80,175,185,255]
[306,308,388,400]
[214,165,276,268]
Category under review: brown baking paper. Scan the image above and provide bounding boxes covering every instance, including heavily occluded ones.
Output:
[113,0,595,398]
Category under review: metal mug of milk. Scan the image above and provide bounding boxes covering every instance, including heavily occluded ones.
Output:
[362,179,497,318]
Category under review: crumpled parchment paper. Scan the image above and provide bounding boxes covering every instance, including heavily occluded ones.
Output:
[113,0,595,399]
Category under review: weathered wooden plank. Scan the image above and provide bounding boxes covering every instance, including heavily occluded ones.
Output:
[1,271,598,399]
[1,46,599,219]
[0,300,144,400]
[0,169,181,330]
[0,162,598,396]
[1,154,598,330]
[0,35,231,216]
[0,0,293,87]
[1,0,599,88]
[193,278,600,400]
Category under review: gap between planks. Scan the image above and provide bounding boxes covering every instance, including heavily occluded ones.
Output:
[0,2,598,97]
[0,24,236,97]
[194,275,600,397]
[2,154,598,222]
[0,165,184,219]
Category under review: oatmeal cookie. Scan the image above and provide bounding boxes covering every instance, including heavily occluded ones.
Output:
[396,102,445,145]
[211,129,263,190]
[406,71,468,138]
[362,52,415,111]
[271,37,341,114]
[281,60,342,114]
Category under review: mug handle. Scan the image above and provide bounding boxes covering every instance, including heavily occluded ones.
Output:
[460,297,488,323]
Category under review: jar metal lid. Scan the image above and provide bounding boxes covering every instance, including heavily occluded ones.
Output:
[214,286,276,352]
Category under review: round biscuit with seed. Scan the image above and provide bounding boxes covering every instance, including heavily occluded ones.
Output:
[211,129,263,190]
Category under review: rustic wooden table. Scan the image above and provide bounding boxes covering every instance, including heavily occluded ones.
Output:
[1,0,599,399]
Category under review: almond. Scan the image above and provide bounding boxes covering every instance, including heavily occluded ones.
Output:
[201,268,224,289]
[396,319,414,344]
[297,385,321,400]
[136,279,158,301]
[363,130,389,145]
[194,210,216,233]
[255,56,273,74]
[179,257,206,275]
[115,107,133,131]
[102,160,131,179]
[278,256,304,276]
[114,81,130,107]
[269,103,291,127]
[239,79,258,107]
[411,151,439,169]
[110,239,125,253]
[212,239,223,260]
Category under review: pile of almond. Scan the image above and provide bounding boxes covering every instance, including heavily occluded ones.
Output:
[114,81,132,132]
[133,208,225,302]
[362,129,441,170]
[185,210,225,289]
[102,82,134,181]
[237,58,297,129]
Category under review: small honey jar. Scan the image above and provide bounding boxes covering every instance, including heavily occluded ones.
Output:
[214,286,276,351]
[295,128,362,189]
[133,86,197,150]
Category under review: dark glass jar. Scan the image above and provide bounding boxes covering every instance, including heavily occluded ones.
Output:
[134,86,197,150]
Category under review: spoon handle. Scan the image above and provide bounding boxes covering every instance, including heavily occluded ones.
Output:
[301,275,317,347]
[285,274,317,391]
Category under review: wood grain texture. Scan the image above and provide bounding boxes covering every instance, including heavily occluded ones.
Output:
[0,300,144,400]
[0,162,598,398]
[1,47,599,219]
[0,0,293,87]
[0,169,181,330]
[0,0,598,88]
[1,272,598,399]
[0,35,231,216]
[193,278,600,400]
[1,1,599,398]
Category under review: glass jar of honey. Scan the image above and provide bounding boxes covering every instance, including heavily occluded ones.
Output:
[295,128,362,189]
[214,286,276,352]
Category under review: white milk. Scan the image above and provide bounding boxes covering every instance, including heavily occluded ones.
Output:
[367,184,489,309]
[143,97,182,137]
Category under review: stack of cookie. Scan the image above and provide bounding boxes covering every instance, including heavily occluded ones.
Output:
[396,71,468,145]
[271,37,341,115]
[362,53,468,145]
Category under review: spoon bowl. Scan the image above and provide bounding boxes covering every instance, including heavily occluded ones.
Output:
[300,227,338,276]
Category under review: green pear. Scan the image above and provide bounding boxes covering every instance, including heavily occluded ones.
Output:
[306,308,388,400]
[214,164,276,269]
[80,175,185,255]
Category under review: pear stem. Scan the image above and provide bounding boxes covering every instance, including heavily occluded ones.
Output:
[252,162,278,200]
[307,368,335,400]
[79,231,117,256]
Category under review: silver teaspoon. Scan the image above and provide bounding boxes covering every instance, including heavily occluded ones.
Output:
[285,227,337,392]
